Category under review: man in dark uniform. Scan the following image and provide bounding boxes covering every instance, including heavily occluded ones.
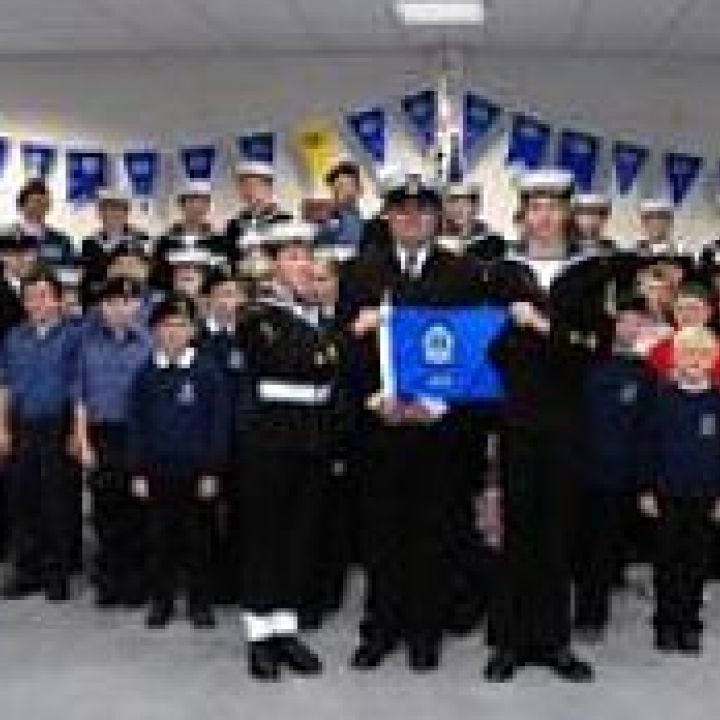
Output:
[441,182,506,262]
[340,175,490,672]
[236,220,346,681]
[484,169,599,683]
[4,179,74,268]
[223,161,292,267]
[80,188,148,305]
[74,277,152,607]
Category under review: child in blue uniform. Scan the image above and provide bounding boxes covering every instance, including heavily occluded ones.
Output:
[574,293,652,639]
[0,269,82,601]
[75,277,152,607]
[127,294,230,629]
[639,326,720,654]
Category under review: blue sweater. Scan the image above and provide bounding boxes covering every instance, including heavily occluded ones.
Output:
[584,354,651,491]
[126,350,230,478]
[641,381,720,497]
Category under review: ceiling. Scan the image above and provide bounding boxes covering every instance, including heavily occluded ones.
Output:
[0,0,719,60]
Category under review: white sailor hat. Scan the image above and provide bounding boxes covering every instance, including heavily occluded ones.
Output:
[572,192,611,211]
[176,180,212,201]
[313,244,357,264]
[443,182,482,202]
[97,187,132,205]
[639,197,675,216]
[233,160,275,180]
[55,265,83,288]
[519,168,575,197]
[166,246,213,266]
[266,220,317,247]
[236,250,274,279]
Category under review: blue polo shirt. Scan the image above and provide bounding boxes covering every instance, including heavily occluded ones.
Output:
[76,320,152,424]
[0,319,82,421]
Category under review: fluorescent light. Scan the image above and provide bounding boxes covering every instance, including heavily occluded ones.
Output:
[395,1,485,26]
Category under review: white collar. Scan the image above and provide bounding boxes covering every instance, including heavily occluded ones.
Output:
[673,375,712,394]
[153,346,196,369]
[5,273,21,293]
[396,243,430,277]
[205,316,235,335]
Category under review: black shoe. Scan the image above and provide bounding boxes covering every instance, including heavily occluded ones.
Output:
[249,640,280,682]
[544,648,594,683]
[45,577,69,603]
[408,640,440,673]
[574,624,605,644]
[484,650,518,682]
[275,636,323,676]
[299,609,324,632]
[655,626,678,653]
[96,587,121,608]
[677,629,702,655]
[2,576,42,600]
[146,601,174,629]
[190,606,216,630]
[350,636,397,671]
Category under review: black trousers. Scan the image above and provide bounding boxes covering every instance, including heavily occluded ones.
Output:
[302,458,356,618]
[239,448,325,613]
[88,423,146,600]
[574,488,635,629]
[360,425,459,644]
[6,417,77,583]
[652,496,715,632]
[488,421,579,658]
[144,473,215,609]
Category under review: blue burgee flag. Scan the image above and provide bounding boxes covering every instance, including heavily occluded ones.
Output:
[124,149,160,198]
[346,107,387,164]
[613,141,649,195]
[507,114,551,170]
[664,151,703,205]
[66,150,108,203]
[382,305,509,402]
[179,144,216,181]
[237,131,275,164]
[557,129,600,192]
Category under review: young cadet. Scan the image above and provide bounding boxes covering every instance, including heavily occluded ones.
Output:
[639,326,720,654]
[152,181,220,287]
[441,182,507,262]
[236,220,346,681]
[0,269,82,601]
[315,160,367,260]
[197,268,251,605]
[223,161,292,267]
[570,192,616,254]
[127,295,230,630]
[646,282,720,382]
[2,179,75,269]
[81,188,148,305]
[166,247,213,309]
[74,277,152,607]
[104,246,162,327]
[0,232,39,339]
[574,292,653,639]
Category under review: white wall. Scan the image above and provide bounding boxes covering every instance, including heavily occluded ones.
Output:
[1,50,720,246]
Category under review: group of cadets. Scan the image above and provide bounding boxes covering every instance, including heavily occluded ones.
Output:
[2,155,720,684]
